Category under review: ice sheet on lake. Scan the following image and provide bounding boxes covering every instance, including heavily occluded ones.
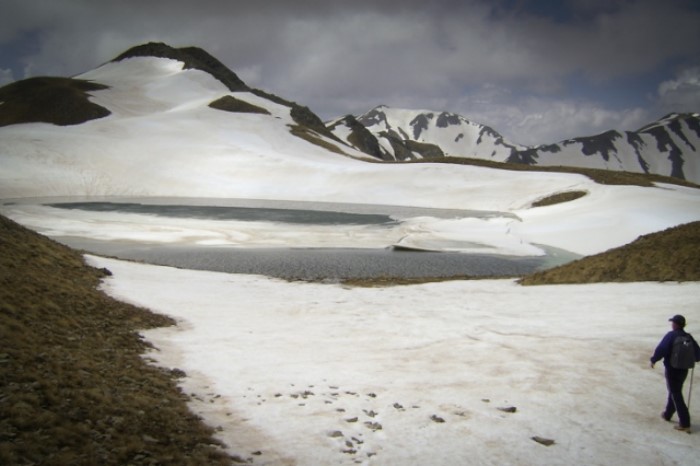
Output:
[0,201,545,256]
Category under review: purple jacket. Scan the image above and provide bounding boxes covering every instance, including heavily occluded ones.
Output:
[651,329,700,368]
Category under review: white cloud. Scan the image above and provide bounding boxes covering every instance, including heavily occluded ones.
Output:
[1,0,698,144]
[6,1,698,91]
[657,66,700,114]
[449,86,650,145]
[0,68,14,86]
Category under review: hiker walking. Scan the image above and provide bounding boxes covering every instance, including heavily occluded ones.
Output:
[650,314,700,432]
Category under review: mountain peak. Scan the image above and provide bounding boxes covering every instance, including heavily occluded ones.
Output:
[330,105,520,162]
[112,42,248,92]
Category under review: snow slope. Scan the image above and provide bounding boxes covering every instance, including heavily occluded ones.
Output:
[1,54,700,257]
[88,255,700,466]
[0,56,357,199]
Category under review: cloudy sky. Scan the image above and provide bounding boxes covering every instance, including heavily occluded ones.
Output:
[1,0,699,145]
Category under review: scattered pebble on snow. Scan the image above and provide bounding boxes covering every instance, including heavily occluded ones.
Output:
[532,436,555,446]
[498,406,517,413]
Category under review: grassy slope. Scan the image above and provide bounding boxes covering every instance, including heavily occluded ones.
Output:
[0,216,234,465]
[407,156,700,189]
[0,77,111,127]
[209,96,271,115]
[520,221,700,285]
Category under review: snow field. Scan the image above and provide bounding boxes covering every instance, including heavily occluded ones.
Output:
[2,52,700,466]
[88,255,700,466]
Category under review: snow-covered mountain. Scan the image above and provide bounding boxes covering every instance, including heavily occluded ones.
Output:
[510,113,700,183]
[327,105,525,162]
[330,106,700,184]
[1,42,700,258]
[0,43,360,199]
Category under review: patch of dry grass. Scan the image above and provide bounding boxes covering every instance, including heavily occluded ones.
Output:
[288,124,348,155]
[209,96,270,115]
[0,215,235,465]
[409,156,700,189]
[531,190,588,207]
[519,221,700,285]
[0,77,111,127]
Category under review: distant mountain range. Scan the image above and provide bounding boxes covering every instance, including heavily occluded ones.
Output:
[327,106,523,162]
[0,41,698,185]
[328,106,700,184]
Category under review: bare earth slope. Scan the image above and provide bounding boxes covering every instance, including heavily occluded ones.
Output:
[0,215,233,465]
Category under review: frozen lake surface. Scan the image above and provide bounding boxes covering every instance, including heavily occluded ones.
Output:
[46,200,399,225]
[38,198,565,280]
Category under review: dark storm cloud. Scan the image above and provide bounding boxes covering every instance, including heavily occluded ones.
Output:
[0,0,698,144]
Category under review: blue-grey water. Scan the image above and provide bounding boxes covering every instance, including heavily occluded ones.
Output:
[58,239,558,281]
[46,199,576,280]
[47,201,398,226]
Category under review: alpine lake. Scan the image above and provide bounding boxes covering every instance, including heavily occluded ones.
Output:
[10,197,579,281]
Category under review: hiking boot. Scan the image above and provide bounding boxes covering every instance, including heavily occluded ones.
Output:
[673,425,691,432]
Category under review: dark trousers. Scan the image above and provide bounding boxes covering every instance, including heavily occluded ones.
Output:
[664,367,691,427]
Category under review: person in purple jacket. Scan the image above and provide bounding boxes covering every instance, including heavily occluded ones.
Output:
[650,314,700,432]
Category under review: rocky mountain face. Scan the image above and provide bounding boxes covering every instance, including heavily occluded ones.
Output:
[112,42,250,92]
[329,106,700,184]
[328,105,524,162]
[509,113,700,183]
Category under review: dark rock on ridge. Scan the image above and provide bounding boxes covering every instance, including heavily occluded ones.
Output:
[116,42,341,145]
[328,115,391,160]
[410,113,431,139]
[404,140,444,159]
[436,111,462,128]
[113,42,249,92]
[339,105,700,183]
[643,124,685,179]
[507,113,700,181]
[564,130,622,161]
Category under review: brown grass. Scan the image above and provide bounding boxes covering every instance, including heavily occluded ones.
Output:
[519,221,700,285]
[531,190,588,207]
[288,124,348,155]
[402,156,700,189]
[0,77,111,127]
[0,215,235,465]
[209,96,270,115]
